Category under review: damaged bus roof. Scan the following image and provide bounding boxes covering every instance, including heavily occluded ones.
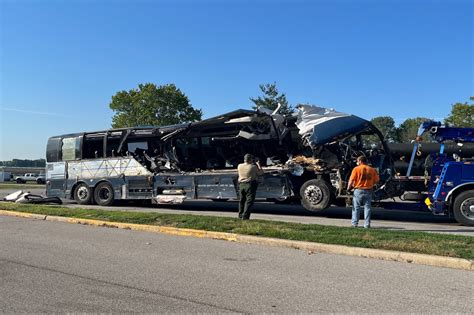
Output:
[296,105,372,147]
[50,105,372,149]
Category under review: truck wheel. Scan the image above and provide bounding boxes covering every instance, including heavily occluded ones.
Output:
[36,178,44,184]
[74,183,93,205]
[16,178,24,184]
[453,190,474,226]
[94,182,115,206]
[300,179,332,211]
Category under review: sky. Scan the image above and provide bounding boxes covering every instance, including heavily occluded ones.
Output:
[0,0,472,160]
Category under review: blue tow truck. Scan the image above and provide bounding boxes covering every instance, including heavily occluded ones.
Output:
[406,121,474,226]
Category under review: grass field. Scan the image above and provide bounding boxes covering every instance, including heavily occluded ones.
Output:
[0,202,472,260]
[0,182,45,190]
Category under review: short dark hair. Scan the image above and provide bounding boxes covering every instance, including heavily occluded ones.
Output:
[357,156,368,164]
[244,153,253,163]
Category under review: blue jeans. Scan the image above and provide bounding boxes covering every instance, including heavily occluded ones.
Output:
[352,189,373,228]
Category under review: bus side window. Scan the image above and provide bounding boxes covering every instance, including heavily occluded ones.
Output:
[82,138,103,159]
[107,137,121,157]
[46,138,61,162]
[62,137,81,161]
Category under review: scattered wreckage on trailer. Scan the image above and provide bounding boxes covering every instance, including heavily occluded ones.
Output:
[45,105,402,210]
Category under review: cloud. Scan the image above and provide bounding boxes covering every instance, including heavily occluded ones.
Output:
[1,107,73,117]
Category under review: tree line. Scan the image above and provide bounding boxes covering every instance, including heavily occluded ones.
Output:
[0,159,46,167]
[109,82,473,143]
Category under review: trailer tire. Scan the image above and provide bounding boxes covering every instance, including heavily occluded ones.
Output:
[453,190,474,226]
[94,182,115,206]
[74,183,93,205]
[300,179,332,211]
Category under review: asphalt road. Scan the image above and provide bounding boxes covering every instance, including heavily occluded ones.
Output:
[1,187,474,236]
[1,215,472,313]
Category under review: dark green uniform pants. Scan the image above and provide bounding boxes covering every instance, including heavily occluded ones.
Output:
[238,181,258,220]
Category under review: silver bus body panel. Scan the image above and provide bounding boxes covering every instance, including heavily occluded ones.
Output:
[67,158,152,179]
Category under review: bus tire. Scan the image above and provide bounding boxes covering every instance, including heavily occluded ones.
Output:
[453,190,474,226]
[94,182,115,206]
[300,179,332,211]
[74,183,93,205]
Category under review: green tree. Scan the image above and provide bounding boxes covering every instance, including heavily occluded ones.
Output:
[109,83,202,128]
[250,82,294,116]
[444,97,474,127]
[397,117,431,143]
[0,159,45,167]
[370,116,399,142]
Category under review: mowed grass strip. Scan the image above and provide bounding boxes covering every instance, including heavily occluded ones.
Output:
[0,183,45,190]
[1,202,473,260]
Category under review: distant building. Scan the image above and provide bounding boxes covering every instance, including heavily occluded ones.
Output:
[0,169,11,182]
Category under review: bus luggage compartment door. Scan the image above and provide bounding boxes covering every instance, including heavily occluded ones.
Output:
[255,174,292,200]
[46,162,67,198]
[196,175,238,200]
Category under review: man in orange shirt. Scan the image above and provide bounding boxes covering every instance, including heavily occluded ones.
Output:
[347,155,379,228]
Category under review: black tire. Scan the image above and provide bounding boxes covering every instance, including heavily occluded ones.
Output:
[36,178,45,184]
[94,182,115,206]
[16,178,24,184]
[299,179,332,211]
[453,190,474,226]
[74,183,93,205]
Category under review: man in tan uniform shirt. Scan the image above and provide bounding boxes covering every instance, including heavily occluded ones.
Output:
[237,153,263,220]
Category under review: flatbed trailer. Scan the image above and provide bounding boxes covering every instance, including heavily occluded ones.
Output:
[45,106,473,225]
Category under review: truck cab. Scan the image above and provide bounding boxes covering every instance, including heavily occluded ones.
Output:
[426,160,474,225]
[412,121,474,226]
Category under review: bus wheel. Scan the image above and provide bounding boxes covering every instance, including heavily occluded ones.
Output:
[453,190,474,226]
[94,182,115,206]
[74,183,93,205]
[300,179,332,211]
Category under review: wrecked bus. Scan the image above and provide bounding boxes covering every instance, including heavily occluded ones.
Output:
[45,105,402,209]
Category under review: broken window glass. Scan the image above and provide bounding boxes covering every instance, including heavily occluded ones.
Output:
[61,137,79,161]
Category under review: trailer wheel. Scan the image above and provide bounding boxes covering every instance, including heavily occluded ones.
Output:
[453,190,474,226]
[94,182,115,206]
[74,183,93,205]
[300,179,332,211]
